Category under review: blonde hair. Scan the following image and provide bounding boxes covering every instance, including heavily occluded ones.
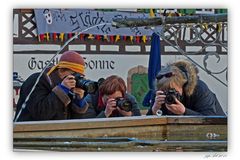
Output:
[156,66,187,91]
[156,60,198,96]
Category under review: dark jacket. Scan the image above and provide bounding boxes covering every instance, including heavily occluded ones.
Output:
[81,92,141,118]
[14,70,88,122]
[147,80,226,116]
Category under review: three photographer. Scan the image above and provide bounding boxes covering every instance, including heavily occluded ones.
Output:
[146,60,226,116]
[14,51,225,122]
[82,75,141,118]
[14,51,93,121]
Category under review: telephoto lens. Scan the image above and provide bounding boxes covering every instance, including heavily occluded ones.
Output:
[73,73,98,94]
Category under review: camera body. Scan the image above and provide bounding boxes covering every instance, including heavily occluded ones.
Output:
[73,73,98,94]
[164,89,181,105]
[115,98,132,112]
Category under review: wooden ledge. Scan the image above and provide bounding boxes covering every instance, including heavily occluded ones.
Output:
[13,116,227,132]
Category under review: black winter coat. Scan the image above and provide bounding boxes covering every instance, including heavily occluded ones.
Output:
[147,80,226,116]
[14,70,88,122]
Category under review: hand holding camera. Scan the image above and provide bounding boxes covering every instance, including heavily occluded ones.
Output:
[104,97,133,117]
[163,89,186,114]
[152,89,185,114]
[117,107,132,116]
[152,88,185,115]
[152,90,166,114]
[115,98,132,116]
[104,98,117,117]
[165,98,185,115]
[61,75,76,89]
[72,88,85,99]
[164,89,181,105]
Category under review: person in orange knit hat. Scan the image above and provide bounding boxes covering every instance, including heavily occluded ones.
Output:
[14,51,89,121]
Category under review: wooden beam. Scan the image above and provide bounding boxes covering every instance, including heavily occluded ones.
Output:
[13,116,168,132]
[13,116,227,151]
[13,139,227,151]
[166,116,227,124]
[13,116,226,132]
[20,9,33,13]
[13,116,227,140]
[112,13,227,28]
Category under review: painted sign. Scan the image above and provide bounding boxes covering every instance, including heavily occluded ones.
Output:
[13,54,149,80]
[34,9,162,36]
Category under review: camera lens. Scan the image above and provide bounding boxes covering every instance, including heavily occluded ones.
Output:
[73,73,98,94]
[165,95,175,104]
[116,98,132,112]
[83,81,98,94]
[164,88,181,105]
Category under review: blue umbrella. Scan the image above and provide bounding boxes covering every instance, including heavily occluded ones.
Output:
[142,32,161,107]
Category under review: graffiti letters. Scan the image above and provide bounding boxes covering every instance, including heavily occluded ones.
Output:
[43,9,53,24]
[69,12,81,32]
[53,9,67,22]
[35,9,158,36]
[78,11,111,34]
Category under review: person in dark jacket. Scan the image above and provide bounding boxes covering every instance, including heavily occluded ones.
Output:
[14,51,89,122]
[146,60,226,116]
[82,75,141,118]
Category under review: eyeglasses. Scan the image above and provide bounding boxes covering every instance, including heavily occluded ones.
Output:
[156,72,175,80]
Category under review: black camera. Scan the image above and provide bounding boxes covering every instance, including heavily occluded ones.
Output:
[164,89,181,105]
[115,98,132,112]
[73,73,98,94]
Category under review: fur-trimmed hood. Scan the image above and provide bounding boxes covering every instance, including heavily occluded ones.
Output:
[171,60,198,96]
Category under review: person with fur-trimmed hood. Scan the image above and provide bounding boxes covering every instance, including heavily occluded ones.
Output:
[146,60,226,116]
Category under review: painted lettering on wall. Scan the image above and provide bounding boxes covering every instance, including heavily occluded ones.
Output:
[83,57,115,70]
[28,57,59,70]
[27,57,115,71]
